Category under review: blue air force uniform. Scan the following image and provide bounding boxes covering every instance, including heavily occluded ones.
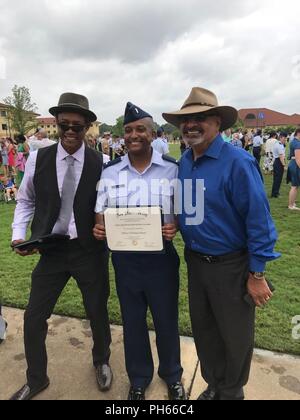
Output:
[95,107,183,390]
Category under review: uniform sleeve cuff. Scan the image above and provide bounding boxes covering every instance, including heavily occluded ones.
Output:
[249,257,266,272]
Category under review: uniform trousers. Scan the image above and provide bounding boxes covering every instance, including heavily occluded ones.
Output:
[185,248,255,400]
[112,243,183,389]
[272,158,284,197]
[24,240,111,389]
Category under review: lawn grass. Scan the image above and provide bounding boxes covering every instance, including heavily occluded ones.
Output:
[0,143,299,355]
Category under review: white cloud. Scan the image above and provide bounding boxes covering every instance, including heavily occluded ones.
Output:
[0,0,300,125]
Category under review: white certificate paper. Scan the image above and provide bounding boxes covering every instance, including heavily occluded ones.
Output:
[104,206,164,252]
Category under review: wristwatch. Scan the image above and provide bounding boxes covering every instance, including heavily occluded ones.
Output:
[250,271,265,280]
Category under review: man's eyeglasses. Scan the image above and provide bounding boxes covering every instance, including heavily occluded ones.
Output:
[58,123,87,133]
[181,113,219,124]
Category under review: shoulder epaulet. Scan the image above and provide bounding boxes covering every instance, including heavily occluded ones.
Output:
[162,155,179,166]
[103,157,122,169]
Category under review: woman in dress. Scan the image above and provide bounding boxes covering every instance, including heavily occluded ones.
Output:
[15,135,29,186]
[0,139,9,176]
[7,138,16,176]
[287,128,300,210]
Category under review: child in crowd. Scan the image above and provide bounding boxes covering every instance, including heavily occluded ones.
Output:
[1,176,17,202]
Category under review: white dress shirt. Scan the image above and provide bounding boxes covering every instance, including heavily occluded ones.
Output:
[152,138,169,155]
[28,138,56,152]
[12,143,109,241]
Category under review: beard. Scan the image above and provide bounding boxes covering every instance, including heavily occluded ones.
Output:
[183,133,206,147]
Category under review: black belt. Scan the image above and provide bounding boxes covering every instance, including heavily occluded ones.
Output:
[188,248,247,263]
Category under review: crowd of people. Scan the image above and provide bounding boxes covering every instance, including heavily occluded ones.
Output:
[0,87,299,401]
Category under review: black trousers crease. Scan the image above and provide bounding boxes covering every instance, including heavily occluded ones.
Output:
[185,248,255,400]
[24,241,111,388]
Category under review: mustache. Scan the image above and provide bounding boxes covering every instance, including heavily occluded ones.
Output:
[183,127,204,135]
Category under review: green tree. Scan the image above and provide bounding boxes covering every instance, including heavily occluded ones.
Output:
[4,85,38,135]
[263,125,296,136]
[161,123,177,135]
[232,118,245,132]
[112,116,125,137]
[100,123,114,136]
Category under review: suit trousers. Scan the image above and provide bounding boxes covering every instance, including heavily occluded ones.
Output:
[24,240,111,389]
[272,158,284,197]
[112,243,183,389]
[253,147,262,166]
[185,248,255,400]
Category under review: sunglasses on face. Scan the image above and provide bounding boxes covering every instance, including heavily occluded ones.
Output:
[57,123,87,133]
[181,113,219,124]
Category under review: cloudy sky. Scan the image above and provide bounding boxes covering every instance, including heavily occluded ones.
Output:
[0,0,300,124]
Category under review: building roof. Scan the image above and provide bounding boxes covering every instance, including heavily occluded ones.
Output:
[239,108,300,127]
[37,117,56,125]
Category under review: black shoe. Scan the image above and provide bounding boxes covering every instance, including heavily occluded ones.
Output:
[9,379,50,401]
[96,364,113,392]
[168,382,186,400]
[198,386,220,400]
[128,387,145,401]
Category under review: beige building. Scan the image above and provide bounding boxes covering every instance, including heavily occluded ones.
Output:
[0,103,100,139]
[37,117,100,139]
[0,102,12,138]
[0,102,40,138]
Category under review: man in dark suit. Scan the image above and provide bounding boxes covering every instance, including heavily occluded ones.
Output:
[10,93,112,400]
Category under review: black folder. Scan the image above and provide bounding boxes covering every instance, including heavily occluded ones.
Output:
[13,234,70,252]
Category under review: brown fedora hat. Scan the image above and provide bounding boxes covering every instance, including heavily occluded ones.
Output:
[49,92,97,122]
[162,87,238,131]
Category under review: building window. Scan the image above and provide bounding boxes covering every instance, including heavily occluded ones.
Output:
[1,111,7,117]
[2,124,7,130]
[245,113,256,120]
[47,125,50,128]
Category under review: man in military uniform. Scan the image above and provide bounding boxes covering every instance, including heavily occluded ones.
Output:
[94,103,185,401]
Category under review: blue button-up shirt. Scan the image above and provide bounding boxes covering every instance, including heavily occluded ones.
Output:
[178,134,280,272]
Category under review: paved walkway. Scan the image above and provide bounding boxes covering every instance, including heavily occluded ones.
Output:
[0,308,299,400]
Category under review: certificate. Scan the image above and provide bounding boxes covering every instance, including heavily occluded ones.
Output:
[104,206,164,252]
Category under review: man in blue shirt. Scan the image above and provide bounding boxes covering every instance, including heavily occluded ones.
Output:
[94,103,185,401]
[163,87,280,401]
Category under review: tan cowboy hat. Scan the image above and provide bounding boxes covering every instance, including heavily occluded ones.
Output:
[162,87,238,131]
